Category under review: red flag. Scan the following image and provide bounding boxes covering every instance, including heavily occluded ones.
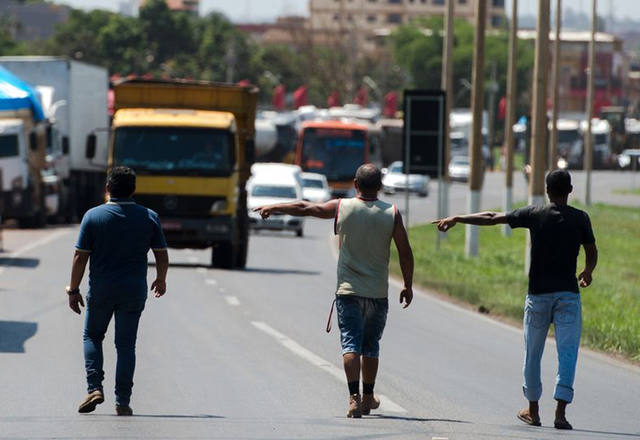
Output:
[293,85,308,109]
[353,86,368,106]
[327,91,341,108]
[273,84,285,110]
[383,91,398,117]
[498,96,506,121]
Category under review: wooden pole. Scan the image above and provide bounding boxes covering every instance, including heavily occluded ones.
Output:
[584,0,596,205]
[465,0,486,258]
[503,0,518,237]
[529,0,550,205]
[550,0,562,170]
[527,0,551,272]
[439,0,454,243]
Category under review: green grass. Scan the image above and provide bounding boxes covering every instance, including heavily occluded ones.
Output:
[391,203,640,361]
[612,187,640,196]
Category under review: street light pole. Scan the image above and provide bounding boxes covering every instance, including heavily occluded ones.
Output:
[465,0,486,258]
[503,0,518,237]
[439,0,454,244]
[550,0,562,171]
[584,0,597,205]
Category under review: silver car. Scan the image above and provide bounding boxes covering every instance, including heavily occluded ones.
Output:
[382,161,430,197]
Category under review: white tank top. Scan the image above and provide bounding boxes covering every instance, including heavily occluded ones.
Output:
[335,197,396,298]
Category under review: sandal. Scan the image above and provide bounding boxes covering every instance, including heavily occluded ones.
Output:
[517,408,541,427]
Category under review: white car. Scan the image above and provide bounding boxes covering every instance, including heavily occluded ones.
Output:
[301,172,331,203]
[449,155,470,182]
[382,161,430,197]
[247,173,305,237]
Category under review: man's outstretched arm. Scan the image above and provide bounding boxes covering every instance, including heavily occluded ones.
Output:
[255,199,339,220]
[393,211,413,309]
[432,211,508,232]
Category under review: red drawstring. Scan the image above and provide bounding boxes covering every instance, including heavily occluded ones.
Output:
[326,298,336,333]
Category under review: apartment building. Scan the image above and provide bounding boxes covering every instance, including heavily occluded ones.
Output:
[309,0,507,32]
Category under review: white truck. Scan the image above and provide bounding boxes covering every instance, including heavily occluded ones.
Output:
[0,56,109,220]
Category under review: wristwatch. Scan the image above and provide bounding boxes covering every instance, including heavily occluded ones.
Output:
[66,286,80,296]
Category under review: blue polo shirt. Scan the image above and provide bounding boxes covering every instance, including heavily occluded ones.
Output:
[76,197,167,300]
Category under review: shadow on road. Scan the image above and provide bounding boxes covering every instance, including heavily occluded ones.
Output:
[0,321,38,353]
[0,257,40,268]
[369,414,470,424]
[244,267,321,276]
[133,414,224,419]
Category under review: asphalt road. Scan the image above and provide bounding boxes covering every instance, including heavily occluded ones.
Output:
[1,171,639,440]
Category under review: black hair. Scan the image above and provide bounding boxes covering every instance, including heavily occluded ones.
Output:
[107,166,136,198]
[545,169,572,196]
[355,163,382,192]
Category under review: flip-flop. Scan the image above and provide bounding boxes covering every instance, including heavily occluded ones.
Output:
[517,409,541,427]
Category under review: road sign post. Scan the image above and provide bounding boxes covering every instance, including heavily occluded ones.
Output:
[402,90,446,242]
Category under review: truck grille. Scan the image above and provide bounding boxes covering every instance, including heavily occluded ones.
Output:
[133,194,225,218]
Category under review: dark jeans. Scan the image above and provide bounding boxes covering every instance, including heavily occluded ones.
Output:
[83,295,145,406]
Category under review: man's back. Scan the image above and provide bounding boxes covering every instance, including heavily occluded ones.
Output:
[507,203,595,294]
[76,198,167,298]
[335,197,396,298]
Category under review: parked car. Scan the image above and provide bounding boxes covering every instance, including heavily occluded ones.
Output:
[448,156,470,182]
[382,161,429,197]
[247,172,305,237]
[301,172,331,203]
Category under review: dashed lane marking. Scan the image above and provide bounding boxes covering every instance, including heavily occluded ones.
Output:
[251,320,407,414]
[225,296,240,306]
[205,279,218,286]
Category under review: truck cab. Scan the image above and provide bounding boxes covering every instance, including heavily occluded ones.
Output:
[100,79,257,269]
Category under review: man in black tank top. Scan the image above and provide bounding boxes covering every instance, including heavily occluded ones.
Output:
[433,170,598,430]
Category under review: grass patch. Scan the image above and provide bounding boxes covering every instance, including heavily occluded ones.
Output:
[391,202,640,361]
[612,187,640,196]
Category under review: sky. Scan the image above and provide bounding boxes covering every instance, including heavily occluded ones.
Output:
[52,0,640,23]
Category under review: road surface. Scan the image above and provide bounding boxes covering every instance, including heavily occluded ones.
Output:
[1,171,639,439]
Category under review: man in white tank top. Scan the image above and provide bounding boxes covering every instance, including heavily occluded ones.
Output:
[255,164,414,418]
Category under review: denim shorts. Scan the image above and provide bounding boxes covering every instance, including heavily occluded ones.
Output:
[335,294,388,358]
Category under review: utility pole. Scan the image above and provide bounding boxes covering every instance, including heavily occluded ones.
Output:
[488,60,498,170]
[465,0,486,258]
[550,0,562,171]
[527,0,551,271]
[584,0,597,205]
[439,0,454,244]
[503,0,518,237]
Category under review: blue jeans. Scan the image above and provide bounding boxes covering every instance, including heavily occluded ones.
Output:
[83,295,145,406]
[523,292,582,403]
[335,295,388,358]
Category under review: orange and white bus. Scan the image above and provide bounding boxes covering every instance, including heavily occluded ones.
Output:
[295,121,369,198]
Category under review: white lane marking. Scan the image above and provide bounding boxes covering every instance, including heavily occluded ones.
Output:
[205,279,218,286]
[251,321,407,414]
[196,268,207,274]
[0,229,70,275]
[219,287,226,293]
[225,296,240,306]
[432,437,449,440]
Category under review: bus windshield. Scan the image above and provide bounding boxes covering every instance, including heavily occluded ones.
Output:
[300,128,366,181]
[113,127,234,176]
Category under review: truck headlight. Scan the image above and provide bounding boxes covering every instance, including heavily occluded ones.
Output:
[210,200,228,212]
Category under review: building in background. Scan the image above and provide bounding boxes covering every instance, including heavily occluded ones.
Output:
[139,0,200,14]
[309,0,506,33]
[1,1,70,41]
[518,30,625,116]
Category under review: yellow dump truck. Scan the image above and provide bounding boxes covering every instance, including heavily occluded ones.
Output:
[88,79,257,268]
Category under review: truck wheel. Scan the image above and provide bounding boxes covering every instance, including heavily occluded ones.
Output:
[211,242,235,269]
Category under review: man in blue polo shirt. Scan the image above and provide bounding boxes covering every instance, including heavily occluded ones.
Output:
[66,166,169,416]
